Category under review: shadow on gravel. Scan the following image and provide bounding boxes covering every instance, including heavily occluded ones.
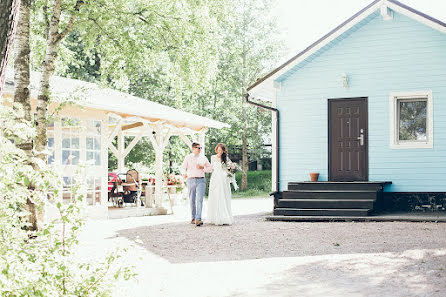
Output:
[226,250,446,297]
[117,212,446,264]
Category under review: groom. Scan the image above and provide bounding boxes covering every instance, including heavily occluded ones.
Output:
[181,142,212,226]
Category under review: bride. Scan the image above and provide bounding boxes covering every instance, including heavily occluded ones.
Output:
[207,143,235,225]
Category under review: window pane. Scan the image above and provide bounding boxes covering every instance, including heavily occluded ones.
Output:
[93,121,101,134]
[87,177,94,190]
[47,137,54,148]
[71,137,80,149]
[63,176,71,187]
[86,151,94,162]
[94,152,101,166]
[95,177,101,191]
[86,138,94,150]
[71,151,80,165]
[94,137,101,150]
[48,151,55,165]
[87,192,94,205]
[62,118,80,127]
[62,137,70,148]
[62,150,70,164]
[63,192,72,202]
[95,192,101,204]
[399,100,427,141]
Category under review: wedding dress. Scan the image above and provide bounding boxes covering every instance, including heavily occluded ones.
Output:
[207,155,234,225]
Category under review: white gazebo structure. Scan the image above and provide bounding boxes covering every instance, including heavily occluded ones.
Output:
[2,69,228,219]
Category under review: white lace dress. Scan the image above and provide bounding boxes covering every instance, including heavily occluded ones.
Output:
[206,155,234,225]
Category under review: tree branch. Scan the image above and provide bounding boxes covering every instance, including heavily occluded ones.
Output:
[87,17,123,50]
[56,0,84,43]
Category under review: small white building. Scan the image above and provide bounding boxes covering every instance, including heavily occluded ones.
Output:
[2,70,228,219]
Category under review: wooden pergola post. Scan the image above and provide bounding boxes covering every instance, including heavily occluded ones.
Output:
[198,129,207,155]
[117,127,125,172]
[148,122,172,211]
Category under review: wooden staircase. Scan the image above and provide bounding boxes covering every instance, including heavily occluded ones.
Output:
[273,182,391,217]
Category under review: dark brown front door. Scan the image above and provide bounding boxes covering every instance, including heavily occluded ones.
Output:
[329,98,368,181]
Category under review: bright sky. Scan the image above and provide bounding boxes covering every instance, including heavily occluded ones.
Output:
[273,0,446,60]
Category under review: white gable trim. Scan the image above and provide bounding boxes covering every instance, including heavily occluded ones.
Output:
[387,1,446,34]
[248,0,446,101]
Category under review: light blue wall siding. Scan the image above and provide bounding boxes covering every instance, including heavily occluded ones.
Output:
[277,11,446,192]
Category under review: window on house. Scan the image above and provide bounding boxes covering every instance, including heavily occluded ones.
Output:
[87,176,102,205]
[61,117,80,165]
[390,91,433,149]
[86,120,101,166]
[62,176,75,203]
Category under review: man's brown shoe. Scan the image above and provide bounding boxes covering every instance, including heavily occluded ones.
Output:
[195,220,203,226]
[190,219,195,224]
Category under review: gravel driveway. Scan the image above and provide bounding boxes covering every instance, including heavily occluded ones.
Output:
[79,198,446,297]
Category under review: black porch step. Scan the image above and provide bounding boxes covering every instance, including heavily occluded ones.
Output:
[274,208,371,217]
[288,182,388,191]
[282,190,377,200]
[277,199,375,209]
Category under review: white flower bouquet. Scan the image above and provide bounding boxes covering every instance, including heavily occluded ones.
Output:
[223,161,241,191]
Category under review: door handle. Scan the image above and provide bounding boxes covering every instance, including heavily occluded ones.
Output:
[357,134,364,146]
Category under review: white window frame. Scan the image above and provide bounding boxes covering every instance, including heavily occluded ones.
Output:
[86,120,102,166]
[61,117,81,165]
[389,91,433,149]
[86,176,102,206]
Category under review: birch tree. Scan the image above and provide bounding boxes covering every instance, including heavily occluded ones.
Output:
[14,0,31,125]
[215,0,282,190]
[0,0,21,96]
[35,0,84,157]
[14,0,38,230]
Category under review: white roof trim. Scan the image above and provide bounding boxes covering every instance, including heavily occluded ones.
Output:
[248,0,446,101]
[386,1,446,34]
[3,69,229,130]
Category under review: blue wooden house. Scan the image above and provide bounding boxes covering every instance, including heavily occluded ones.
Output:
[247,0,446,217]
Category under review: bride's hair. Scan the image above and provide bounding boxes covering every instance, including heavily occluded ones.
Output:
[215,143,228,164]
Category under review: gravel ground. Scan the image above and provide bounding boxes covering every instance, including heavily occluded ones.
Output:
[78,198,446,297]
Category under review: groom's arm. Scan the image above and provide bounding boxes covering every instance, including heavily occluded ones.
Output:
[203,157,212,173]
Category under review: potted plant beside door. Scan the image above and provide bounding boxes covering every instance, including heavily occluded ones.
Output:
[310,172,319,182]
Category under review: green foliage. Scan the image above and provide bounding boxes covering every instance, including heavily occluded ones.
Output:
[235,170,272,193]
[30,0,228,94]
[28,0,282,182]
[398,100,427,141]
[192,0,283,163]
[205,170,272,198]
[0,103,135,296]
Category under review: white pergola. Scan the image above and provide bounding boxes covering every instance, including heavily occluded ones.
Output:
[3,69,229,217]
[105,115,215,212]
[73,80,229,213]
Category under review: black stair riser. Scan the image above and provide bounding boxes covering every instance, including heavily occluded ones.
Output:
[282,191,377,199]
[288,183,383,191]
[274,208,371,217]
[278,200,375,209]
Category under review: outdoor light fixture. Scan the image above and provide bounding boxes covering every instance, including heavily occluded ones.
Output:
[342,73,349,88]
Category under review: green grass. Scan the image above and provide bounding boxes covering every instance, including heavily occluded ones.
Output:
[205,170,272,198]
[232,170,272,198]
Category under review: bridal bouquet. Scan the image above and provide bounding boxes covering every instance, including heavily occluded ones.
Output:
[223,161,241,191]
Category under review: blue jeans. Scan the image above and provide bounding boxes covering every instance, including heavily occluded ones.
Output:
[187,178,206,221]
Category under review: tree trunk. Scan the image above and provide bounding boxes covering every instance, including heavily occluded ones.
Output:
[14,0,38,230]
[36,0,83,158]
[14,0,31,123]
[36,0,62,158]
[0,0,20,96]
[241,95,248,191]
